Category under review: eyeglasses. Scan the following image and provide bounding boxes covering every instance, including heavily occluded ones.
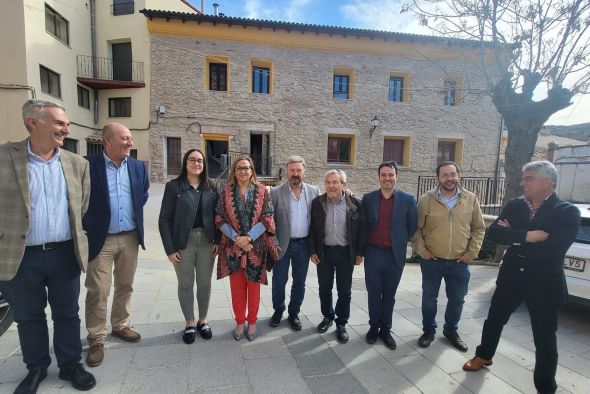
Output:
[187,158,204,164]
[236,166,251,172]
[439,172,458,179]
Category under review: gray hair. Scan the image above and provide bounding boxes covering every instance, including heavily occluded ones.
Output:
[522,160,558,188]
[22,99,65,131]
[324,169,347,184]
[286,155,306,168]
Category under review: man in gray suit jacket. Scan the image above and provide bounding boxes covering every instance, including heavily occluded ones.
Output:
[0,100,96,393]
[269,156,320,330]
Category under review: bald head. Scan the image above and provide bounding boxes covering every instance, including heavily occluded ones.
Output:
[102,123,133,165]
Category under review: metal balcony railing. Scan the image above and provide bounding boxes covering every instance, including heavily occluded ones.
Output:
[112,2,134,16]
[76,55,144,83]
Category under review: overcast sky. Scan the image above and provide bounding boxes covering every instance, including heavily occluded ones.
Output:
[189,0,589,126]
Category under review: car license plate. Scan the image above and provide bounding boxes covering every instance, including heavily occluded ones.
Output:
[564,257,585,272]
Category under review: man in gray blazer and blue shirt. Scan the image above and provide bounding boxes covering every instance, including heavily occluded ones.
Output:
[0,99,96,393]
[270,156,320,330]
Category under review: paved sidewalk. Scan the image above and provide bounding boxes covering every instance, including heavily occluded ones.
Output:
[1,184,589,393]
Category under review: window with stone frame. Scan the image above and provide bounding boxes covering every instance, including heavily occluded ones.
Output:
[209,63,227,91]
[383,139,405,164]
[252,67,270,94]
[333,74,350,99]
[327,135,353,164]
[437,141,456,163]
[388,77,404,102]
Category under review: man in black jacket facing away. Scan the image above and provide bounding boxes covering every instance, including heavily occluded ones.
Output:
[464,160,580,394]
[309,169,362,343]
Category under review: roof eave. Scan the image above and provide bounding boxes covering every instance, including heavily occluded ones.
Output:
[139,9,487,48]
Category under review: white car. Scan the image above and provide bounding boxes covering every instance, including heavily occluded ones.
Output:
[564,204,590,305]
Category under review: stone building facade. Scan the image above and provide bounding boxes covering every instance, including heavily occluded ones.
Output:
[142,10,503,195]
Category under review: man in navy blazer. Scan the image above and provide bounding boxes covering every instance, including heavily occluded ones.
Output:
[83,123,149,367]
[360,162,417,349]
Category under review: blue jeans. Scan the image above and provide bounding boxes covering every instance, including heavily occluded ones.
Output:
[271,238,310,316]
[420,258,470,334]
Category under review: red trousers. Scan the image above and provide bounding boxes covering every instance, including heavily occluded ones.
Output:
[229,270,260,325]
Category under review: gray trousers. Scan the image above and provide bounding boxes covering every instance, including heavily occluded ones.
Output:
[174,228,215,321]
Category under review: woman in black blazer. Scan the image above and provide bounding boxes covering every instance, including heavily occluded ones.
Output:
[158,149,220,344]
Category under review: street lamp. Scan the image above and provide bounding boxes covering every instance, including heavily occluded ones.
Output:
[369,116,380,137]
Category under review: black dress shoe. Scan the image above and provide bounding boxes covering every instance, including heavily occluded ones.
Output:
[269,310,283,327]
[58,363,96,391]
[197,322,213,340]
[317,317,334,333]
[418,331,435,348]
[14,368,47,394]
[366,326,379,344]
[288,314,302,331]
[336,325,349,343]
[183,326,196,344]
[379,330,397,350]
[443,331,468,352]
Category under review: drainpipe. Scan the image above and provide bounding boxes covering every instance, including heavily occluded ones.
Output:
[90,0,98,124]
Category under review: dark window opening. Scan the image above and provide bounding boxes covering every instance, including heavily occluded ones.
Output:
[209,63,227,91]
[62,138,77,153]
[78,85,90,109]
[383,139,405,165]
[327,136,352,163]
[108,97,131,117]
[437,141,456,163]
[87,142,104,155]
[45,5,69,44]
[167,137,182,176]
[112,42,133,82]
[40,65,61,98]
[112,1,135,16]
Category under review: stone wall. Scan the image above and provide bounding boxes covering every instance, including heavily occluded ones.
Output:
[149,34,502,196]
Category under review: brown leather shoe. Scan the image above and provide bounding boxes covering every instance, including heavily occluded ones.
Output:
[85,344,104,367]
[463,356,493,371]
[112,326,141,343]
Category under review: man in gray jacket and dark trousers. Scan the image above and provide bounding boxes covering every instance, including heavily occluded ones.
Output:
[270,156,320,330]
[309,170,362,343]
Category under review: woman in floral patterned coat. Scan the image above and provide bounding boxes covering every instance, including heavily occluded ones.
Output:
[216,155,279,341]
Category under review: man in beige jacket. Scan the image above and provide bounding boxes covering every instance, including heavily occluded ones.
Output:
[412,161,485,352]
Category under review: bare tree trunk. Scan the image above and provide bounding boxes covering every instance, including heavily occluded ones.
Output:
[492,76,574,202]
[503,121,540,201]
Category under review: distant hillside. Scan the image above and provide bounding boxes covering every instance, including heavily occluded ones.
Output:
[549,123,590,141]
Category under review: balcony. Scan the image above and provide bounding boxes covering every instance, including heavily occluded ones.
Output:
[112,2,134,16]
[76,55,145,89]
